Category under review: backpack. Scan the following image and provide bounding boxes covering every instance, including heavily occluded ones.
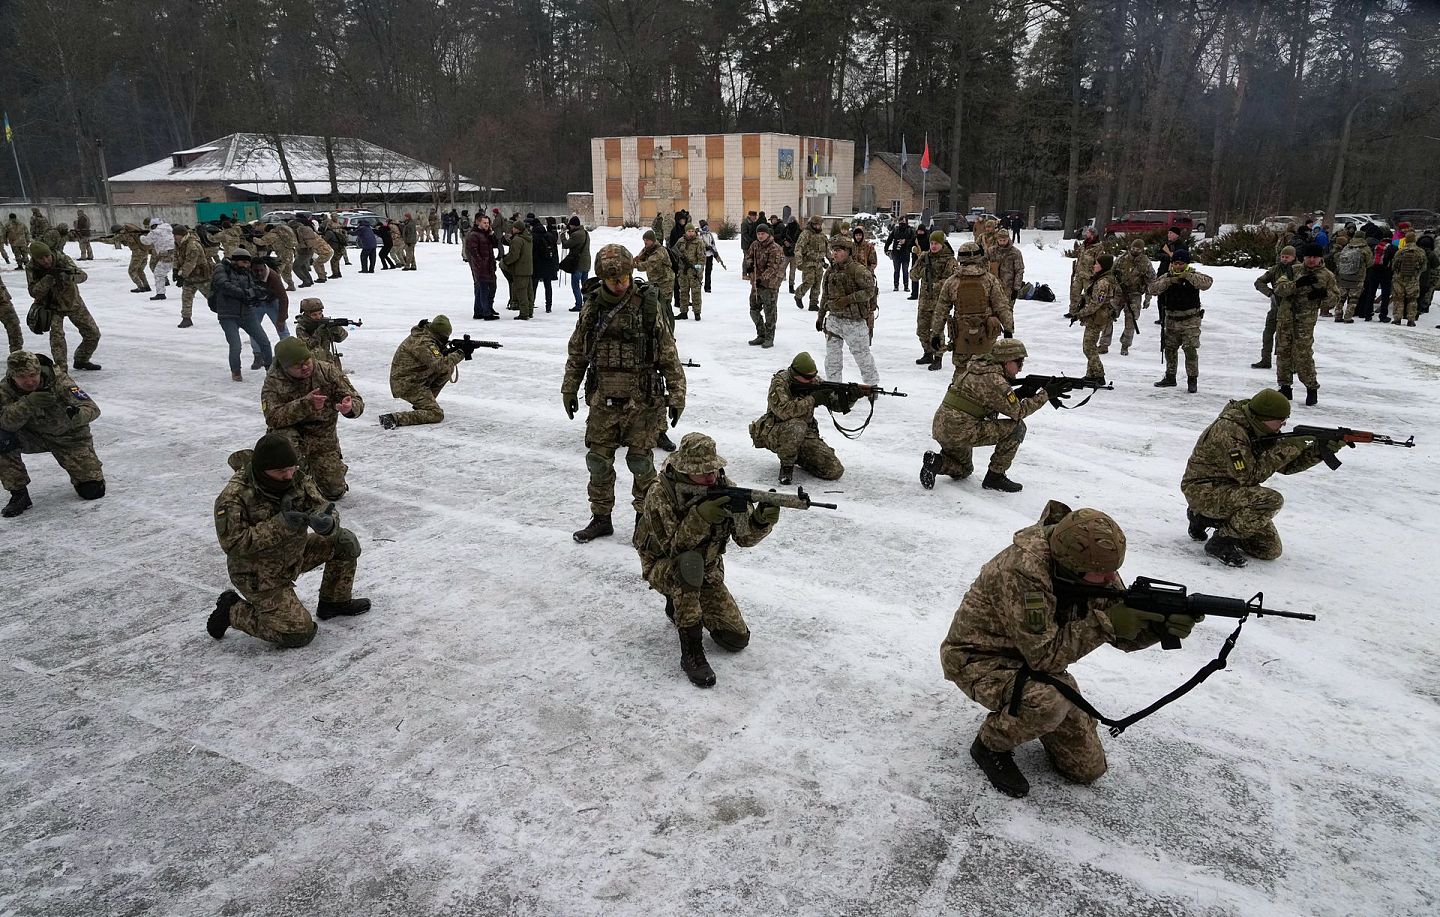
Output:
[666,245,683,274]
[948,275,1001,357]
[1032,283,1056,302]
[26,298,53,334]
[1335,245,1368,283]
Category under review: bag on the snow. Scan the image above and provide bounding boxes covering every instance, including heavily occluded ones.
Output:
[1032,283,1056,302]
[25,298,52,334]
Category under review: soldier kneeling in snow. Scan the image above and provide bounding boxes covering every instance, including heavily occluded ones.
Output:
[0,350,104,518]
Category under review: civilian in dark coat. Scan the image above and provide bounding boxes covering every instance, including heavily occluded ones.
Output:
[466,216,500,320]
[210,250,272,379]
[531,216,560,313]
[356,221,379,273]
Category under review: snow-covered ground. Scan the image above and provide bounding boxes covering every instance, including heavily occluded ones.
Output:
[2,229,1436,916]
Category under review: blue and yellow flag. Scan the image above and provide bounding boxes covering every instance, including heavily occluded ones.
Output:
[3,113,11,144]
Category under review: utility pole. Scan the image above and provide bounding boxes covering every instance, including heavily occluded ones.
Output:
[95,138,115,228]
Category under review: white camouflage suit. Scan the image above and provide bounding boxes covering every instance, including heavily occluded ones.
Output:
[818,243,879,385]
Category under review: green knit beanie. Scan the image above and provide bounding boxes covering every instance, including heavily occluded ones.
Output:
[1247,389,1291,421]
[790,351,817,375]
[274,337,311,369]
[252,433,299,473]
[929,231,945,245]
[430,314,452,339]
[29,241,51,259]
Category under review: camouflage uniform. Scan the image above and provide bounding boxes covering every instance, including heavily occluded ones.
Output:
[1149,265,1214,383]
[261,356,364,500]
[1109,247,1155,353]
[3,216,30,267]
[931,256,1011,364]
[1332,237,1370,321]
[988,232,1025,303]
[562,268,686,517]
[744,233,786,347]
[501,224,534,317]
[111,226,152,291]
[28,251,100,368]
[1271,261,1338,390]
[930,353,1047,479]
[1069,240,1101,307]
[1074,267,1121,380]
[0,352,104,496]
[74,211,93,260]
[1252,257,1296,365]
[672,233,706,319]
[818,240,880,385]
[633,239,674,319]
[41,223,70,257]
[914,249,959,359]
[294,222,333,282]
[1181,398,1327,559]
[793,222,829,310]
[0,274,22,352]
[400,217,418,269]
[1390,238,1427,323]
[748,367,846,480]
[29,209,49,239]
[388,322,465,426]
[295,303,348,369]
[258,223,299,290]
[175,230,211,321]
[940,500,1157,784]
[213,449,359,648]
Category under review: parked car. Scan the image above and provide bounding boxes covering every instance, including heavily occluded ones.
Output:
[333,210,384,238]
[1103,209,1195,237]
[931,211,969,233]
[1334,212,1390,235]
[259,209,318,225]
[1391,208,1440,231]
[1256,215,1299,233]
[1039,213,1063,231]
[1188,211,1210,235]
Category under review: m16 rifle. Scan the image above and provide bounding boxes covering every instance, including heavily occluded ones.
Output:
[673,481,838,512]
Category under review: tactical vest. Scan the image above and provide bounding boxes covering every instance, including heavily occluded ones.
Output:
[1393,246,1426,280]
[584,281,662,400]
[1159,278,1201,316]
[949,274,999,357]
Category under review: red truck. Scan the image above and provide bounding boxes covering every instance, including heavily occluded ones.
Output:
[1103,210,1195,237]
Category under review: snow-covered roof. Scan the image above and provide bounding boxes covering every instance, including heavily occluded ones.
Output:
[109,133,477,188]
[228,180,489,196]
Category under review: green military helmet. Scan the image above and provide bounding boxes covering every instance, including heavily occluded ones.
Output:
[642,229,657,242]
[252,432,300,473]
[929,230,946,245]
[29,241,51,259]
[594,243,634,281]
[274,337,312,369]
[990,338,1027,363]
[1246,388,1291,422]
[790,351,817,375]
[109,224,121,234]
[829,237,854,254]
[809,215,823,228]
[955,241,982,261]
[1049,508,1127,575]
[1129,238,1146,252]
[6,350,40,378]
[299,297,325,313]
[429,314,452,339]
[668,432,727,476]
[55,222,69,233]
[994,228,1011,243]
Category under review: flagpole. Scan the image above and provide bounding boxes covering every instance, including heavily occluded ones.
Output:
[5,114,26,201]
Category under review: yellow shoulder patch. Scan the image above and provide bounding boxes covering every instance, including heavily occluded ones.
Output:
[1228,448,1246,472]
[1006,391,1018,404]
[1023,592,1048,633]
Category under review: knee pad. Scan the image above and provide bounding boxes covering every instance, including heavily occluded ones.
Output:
[625,451,654,477]
[277,624,318,649]
[585,448,615,476]
[1011,420,1028,444]
[75,480,106,500]
[709,628,751,652]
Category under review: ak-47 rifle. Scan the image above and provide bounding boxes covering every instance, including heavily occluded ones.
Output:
[790,379,908,440]
[322,317,363,329]
[681,359,701,368]
[673,480,838,512]
[447,335,503,359]
[1011,373,1113,409]
[1263,425,1416,469]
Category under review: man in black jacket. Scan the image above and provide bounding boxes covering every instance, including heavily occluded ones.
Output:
[885,218,915,293]
[210,249,272,381]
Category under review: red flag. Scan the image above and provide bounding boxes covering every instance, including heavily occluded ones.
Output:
[920,137,931,173]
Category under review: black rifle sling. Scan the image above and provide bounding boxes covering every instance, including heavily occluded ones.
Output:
[1006,616,1248,736]
[826,396,876,440]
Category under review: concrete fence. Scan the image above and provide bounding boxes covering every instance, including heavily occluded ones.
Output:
[0,199,571,230]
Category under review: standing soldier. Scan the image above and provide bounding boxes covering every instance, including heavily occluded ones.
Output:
[1332,234,1370,324]
[1068,227,1101,312]
[793,215,829,311]
[987,228,1025,308]
[1182,388,1336,567]
[744,222,785,348]
[1109,238,1155,356]
[921,338,1056,493]
[914,231,959,368]
[379,315,465,429]
[140,219,175,301]
[208,432,369,648]
[783,215,801,293]
[1271,243,1338,404]
[850,225,879,335]
[400,213,419,270]
[749,351,857,484]
[293,218,332,284]
[672,224,706,321]
[1149,249,1213,393]
[0,273,22,352]
[817,237,880,385]
[29,207,49,239]
[4,213,30,267]
[173,224,210,329]
[262,337,364,501]
[501,220,535,320]
[294,298,349,368]
[28,242,100,371]
[562,244,687,544]
[941,500,1195,798]
[73,210,93,261]
[634,432,779,688]
[258,221,299,291]
[323,218,346,279]
[931,241,1010,369]
[633,230,675,322]
[1389,230,1427,326]
[1251,245,1297,368]
[0,350,105,517]
[1071,254,1120,385]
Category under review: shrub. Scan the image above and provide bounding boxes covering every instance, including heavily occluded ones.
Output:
[716,218,738,240]
[1192,227,1283,269]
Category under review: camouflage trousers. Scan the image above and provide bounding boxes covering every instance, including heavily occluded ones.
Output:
[954,663,1107,784]
[276,428,350,500]
[77,239,93,260]
[931,405,1026,477]
[1391,277,1421,322]
[1275,303,1319,388]
[1101,295,1143,352]
[392,381,447,426]
[1,293,22,352]
[293,249,314,285]
[311,241,334,277]
[755,416,843,479]
[676,273,702,318]
[1336,280,1362,321]
[0,439,104,492]
[916,297,942,356]
[823,315,879,385]
[180,279,211,321]
[749,286,778,345]
[648,558,748,634]
[8,242,26,267]
[1184,483,1284,560]
[51,303,101,367]
[795,266,823,310]
[1082,319,1110,379]
[277,250,297,289]
[228,534,356,649]
[1161,311,1202,379]
[127,250,149,289]
[584,398,665,515]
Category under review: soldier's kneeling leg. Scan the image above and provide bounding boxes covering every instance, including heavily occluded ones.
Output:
[982,419,1026,473]
[798,433,844,480]
[394,390,445,426]
[975,676,1074,754]
[1039,701,1108,784]
[1221,486,1285,559]
[308,450,350,500]
[702,580,750,651]
[229,585,318,649]
[625,448,656,510]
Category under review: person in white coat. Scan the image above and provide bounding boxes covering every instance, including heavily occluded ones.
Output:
[141,219,177,301]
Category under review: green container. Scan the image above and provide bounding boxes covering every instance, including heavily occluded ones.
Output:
[195,201,260,223]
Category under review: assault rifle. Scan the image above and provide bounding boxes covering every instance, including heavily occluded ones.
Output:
[1011,373,1112,409]
[674,481,837,512]
[322,317,363,329]
[682,359,701,368]
[447,335,503,359]
[1011,576,1315,737]
[1263,425,1416,470]
[790,380,907,440]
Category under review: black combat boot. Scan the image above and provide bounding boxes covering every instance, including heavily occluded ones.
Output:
[1154,374,1177,387]
[760,337,774,349]
[150,292,167,300]
[794,293,804,310]
[679,624,716,688]
[208,590,240,639]
[1251,359,1271,369]
[250,354,264,370]
[1305,387,1318,406]
[2,487,32,518]
[971,736,1029,798]
[982,470,1022,492]
[73,360,101,371]
[915,352,933,365]
[749,335,764,346]
[178,317,193,328]
[710,628,750,652]
[316,598,372,620]
[1279,384,1293,400]
[920,452,939,490]
[1205,534,1248,568]
[656,431,677,452]
[778,465,794,485]
[573,514,614,544]
[929,356,943,371]
[378,413,398,430]
[1186,508,1216,542]
[74,480,105,500]
[1187,377,1198,393]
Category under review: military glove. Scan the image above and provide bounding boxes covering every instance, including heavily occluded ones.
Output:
[307,503,338,536]
[1307,288,1327,301]
[562,391,578,419]
[1105,604,1165,640]
[752,503,781,526]
[668,405,682,427]
[696,496,730,524]
[1152,612,1203,640]
[929,335,943,354]
[1012,382,1039,399]
[815,314,825,332]
[1042,381,1072,404]
[280,507,309,531]
[1295,274,1318,288]
[1322,437,1347,454]
[25,391,59,413]
[1003,329,1014,339]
